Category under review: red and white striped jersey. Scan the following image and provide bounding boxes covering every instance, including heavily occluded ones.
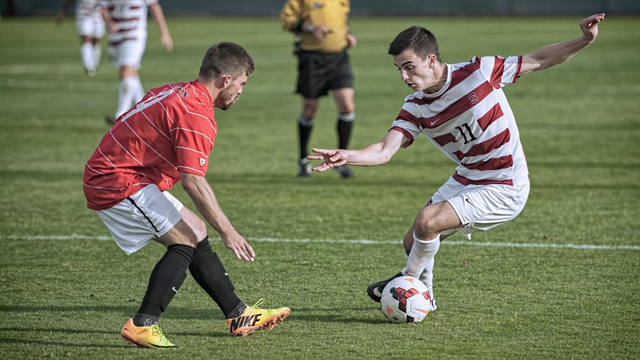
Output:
[76,0,100,18]
[390,55,529,187]
[99,0,156,46]
[83,80,216,210]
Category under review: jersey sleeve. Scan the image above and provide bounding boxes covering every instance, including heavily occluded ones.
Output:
[390,102,422,148]
[478,55,523,89]
[280,0,302,31]
[170,113,215,177]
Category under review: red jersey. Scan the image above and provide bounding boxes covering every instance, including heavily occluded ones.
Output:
[83,80,216,210]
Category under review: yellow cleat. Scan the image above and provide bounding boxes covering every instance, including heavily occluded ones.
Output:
[227,299,290,337]
[120,318,179,349]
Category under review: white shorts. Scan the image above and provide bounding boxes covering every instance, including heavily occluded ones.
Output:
[76,14,105,38]
[108,35,147,69]
[96,185,184,255]
[428,177,530,240]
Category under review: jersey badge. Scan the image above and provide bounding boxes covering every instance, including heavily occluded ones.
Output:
[199,158,206,167]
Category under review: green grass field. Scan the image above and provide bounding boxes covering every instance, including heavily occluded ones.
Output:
[1,15,639,359]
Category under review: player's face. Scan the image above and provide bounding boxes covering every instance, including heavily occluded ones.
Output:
[217,73,248,110]
[393,50,435,92]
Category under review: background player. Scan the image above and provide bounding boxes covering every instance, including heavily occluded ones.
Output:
[309,14,605,310]
[280,0,357,178]
[83,42,289,348]
[99,0,173,123]
[56,0,105,76]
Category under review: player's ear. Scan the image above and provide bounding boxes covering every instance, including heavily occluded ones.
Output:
[222,75,232,88]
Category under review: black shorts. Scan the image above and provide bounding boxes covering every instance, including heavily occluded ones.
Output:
[296,49,354,99]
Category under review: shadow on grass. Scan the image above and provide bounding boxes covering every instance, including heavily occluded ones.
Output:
[0,304,387,325]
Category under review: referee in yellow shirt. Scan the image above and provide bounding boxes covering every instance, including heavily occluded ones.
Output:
[281,0,357,178]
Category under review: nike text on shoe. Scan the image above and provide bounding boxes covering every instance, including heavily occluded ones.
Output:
[298,158,311,177]
[227,299,290,337]
[367,272,403,303]
[120,318,179,349]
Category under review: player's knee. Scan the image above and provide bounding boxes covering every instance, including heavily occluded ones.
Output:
[193,219,207,242]
[414,213,438,239]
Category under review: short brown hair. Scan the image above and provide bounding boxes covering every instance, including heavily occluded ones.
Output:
[199,42,255,82]
[388,26,441,61]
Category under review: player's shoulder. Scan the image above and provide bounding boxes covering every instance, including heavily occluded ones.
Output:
[403,91,423,103]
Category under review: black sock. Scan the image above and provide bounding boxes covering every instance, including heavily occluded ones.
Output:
[133,244,194,326]
[188,238,243,317]
[337,117,354,150]
[298,115,313,159]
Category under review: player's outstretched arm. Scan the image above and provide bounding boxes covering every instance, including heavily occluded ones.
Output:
[55,0,73,25]
[519,13,605,75]
[308,130,405,172]
[181,172,255,262]
[149,2,173,51]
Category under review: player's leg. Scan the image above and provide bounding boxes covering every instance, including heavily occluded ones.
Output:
[331,87,355,178]
[96,186,192,348]
[178,205,290,336]
[112,38,146,121]
[298,97,319,176]
[367,204,459,305]
[178,207,247,319]
[79,35,97,76]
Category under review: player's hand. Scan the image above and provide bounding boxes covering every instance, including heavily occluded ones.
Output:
[107,21,117,34]
[307,148,349,172]
[161,34,173,52]
[55,11,65,25]
[304,23,332,40]
[221,230,255,262]
[346,33,357,48]
[579,13,605,43]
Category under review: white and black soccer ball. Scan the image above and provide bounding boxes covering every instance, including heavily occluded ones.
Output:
[380,276,432,324]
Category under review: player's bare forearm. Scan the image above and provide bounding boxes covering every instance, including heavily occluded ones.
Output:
[180,173,235,238]
[149,3,173,51]
[309,130,404,172]
[181,173,255,262]
[520,13,605,75]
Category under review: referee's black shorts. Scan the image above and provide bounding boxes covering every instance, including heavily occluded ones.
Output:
[296,49,354,99]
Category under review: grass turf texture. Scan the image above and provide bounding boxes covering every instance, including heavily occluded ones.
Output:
[1,16,639,359]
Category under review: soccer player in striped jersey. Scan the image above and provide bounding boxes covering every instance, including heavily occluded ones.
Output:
[56,0,105,76]
[83,43,289,348]
[99,0,173,123]
[309,14,605,310]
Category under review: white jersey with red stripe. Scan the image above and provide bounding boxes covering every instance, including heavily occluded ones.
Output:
[99,0,156,46]
[390,55,529,187]
[76,0,100,18]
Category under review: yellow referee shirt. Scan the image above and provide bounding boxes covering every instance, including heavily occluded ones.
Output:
[280,0,350,53]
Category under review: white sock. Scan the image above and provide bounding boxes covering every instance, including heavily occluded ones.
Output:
[403,232,440,279]
[80,42,95,72]
[132,76,144,103]
[116,76,141,119]
[93,45,101,69]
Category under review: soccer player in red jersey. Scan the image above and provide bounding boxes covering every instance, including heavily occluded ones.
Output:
[308,14,605,310]
[83,42,289,348]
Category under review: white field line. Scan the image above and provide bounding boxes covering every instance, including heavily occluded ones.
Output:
[1,234,639,251]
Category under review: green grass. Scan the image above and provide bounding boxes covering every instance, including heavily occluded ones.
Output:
[1,16,639,359]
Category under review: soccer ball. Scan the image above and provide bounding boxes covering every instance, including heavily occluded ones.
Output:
[380,276,432,324]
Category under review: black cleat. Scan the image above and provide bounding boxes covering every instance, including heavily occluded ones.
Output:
[332,164,354,178]
[366,272,403,303]
[298,158,311,177]
[105,116,116,125]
